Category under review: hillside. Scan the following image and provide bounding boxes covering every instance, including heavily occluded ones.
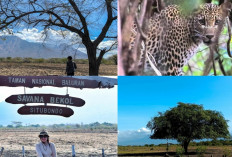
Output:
[0,36,88,59]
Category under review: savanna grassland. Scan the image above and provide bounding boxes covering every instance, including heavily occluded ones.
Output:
[0,130,117,157]
[0,62,117,76]
[118,145,232,157]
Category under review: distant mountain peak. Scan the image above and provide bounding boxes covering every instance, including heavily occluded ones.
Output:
[0,35,88,59]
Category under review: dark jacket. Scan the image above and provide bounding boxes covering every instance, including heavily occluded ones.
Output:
[66,61,77,74]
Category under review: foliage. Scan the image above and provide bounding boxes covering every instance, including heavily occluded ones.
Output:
[147,102,230,153]
[184,23,232,76]
[176,147,185,157]
[7,125,13,128]
[165,0,204,15]
[196,146,207,157]
[223,148,232,157]
[189,139,232,146]
[1,122,117,131]
[11,121,23,128]
[107,54,117,65]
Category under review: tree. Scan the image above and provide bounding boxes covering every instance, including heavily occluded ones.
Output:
[7,125,14,128]
[147,102,229,154]
[108,54,117,65]
[0,0,117,75]
[11,121,23,128]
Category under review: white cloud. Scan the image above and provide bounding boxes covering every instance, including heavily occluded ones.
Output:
[16,28,43,42]
[118,128,177,146]
[0,28,117,57]
[118,128,151,146]
[138,127,150,133]
[15,28,82,45]
[0,28,81,45]
[98,40,117,49]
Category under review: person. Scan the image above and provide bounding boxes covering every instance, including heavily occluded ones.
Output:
[36,130,57,157]
[65,56,77,76]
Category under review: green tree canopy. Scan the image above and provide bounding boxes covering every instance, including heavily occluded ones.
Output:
[147,102,229,154]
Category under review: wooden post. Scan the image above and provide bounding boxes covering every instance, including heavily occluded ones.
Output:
[22,146,25,157]
[0,147,4,156]
[102,148,105,157]
[72,145,75,157]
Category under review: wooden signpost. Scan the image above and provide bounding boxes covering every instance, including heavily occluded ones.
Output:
[18,105,74,117]
[2,76,117,117]
[0,76,102,88]
[5,94,85,107]
[6,94,85,117]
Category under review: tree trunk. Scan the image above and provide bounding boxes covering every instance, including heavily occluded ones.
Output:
[86,44,100,76]
[183,140,190,154]
[89,61,100,76]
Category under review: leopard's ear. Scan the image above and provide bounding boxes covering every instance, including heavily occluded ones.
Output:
[219,0,232,18]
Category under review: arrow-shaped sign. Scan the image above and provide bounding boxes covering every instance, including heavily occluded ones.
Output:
[5,94,85,107]
[18,105,74,117]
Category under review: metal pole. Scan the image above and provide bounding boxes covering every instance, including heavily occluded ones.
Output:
[72,145,75,157]
[102,148,105,157]
[22,146,25,157]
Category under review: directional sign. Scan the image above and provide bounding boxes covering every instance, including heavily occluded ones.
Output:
[5,94,85,107]
[18,105,74,117]
[0,76,103,88]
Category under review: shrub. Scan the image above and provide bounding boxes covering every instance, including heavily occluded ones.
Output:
[196,146,207,157]
[176,147,184,157]
[223,148,232,157]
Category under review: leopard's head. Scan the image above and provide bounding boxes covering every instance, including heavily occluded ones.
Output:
[193,2,231,45]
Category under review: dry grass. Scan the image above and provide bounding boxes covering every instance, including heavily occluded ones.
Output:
[118,145,232,157]
[0,62,117,76]
[0,130,117,157]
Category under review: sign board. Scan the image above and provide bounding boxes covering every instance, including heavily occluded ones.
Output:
[5,94,85,107]
[0,76,103,88]
[18,105,74,117]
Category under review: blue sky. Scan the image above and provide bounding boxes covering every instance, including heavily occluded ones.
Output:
[0,82,117,126]
[118,76,232,145]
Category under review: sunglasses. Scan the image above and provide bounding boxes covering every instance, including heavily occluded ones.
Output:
[39,135,48,138]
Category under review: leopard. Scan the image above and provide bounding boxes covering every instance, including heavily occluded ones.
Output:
[130,1,231,76]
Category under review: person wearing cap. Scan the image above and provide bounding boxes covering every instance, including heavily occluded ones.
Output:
[36,130,57,157]
[65,56,77,76]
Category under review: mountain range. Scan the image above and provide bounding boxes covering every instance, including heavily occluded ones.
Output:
[0,36,88,59]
